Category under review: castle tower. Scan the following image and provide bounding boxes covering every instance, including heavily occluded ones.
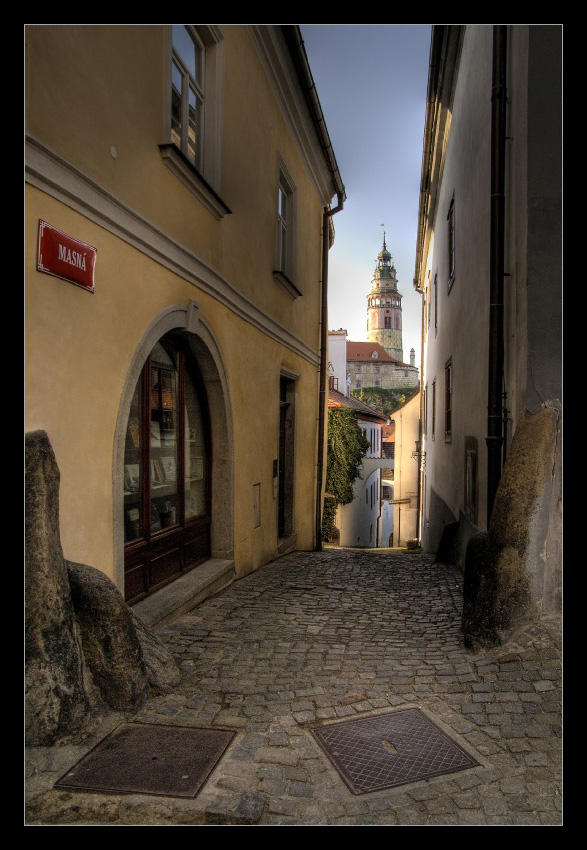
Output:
[366,234,404,362]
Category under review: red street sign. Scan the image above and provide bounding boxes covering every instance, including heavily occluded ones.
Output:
[37,220,97,293]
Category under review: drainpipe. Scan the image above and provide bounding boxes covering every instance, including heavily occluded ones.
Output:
[281,27,346,550]
[416,272,426,545]
[316,197,344,550]
[486,25,508,525]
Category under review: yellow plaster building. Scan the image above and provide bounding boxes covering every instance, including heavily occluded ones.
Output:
[25,25,345,615]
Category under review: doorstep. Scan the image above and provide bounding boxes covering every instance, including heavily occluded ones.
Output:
[132,558,235,631]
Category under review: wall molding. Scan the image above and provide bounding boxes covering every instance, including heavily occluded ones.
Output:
[26,135,320,368]
[248,25,336,207]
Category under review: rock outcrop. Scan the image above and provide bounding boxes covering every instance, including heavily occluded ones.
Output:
[25,431,180,746]
[25,431,91,745]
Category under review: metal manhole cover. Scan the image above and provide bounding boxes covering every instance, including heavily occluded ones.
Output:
[54,722,235,798]
[311,708,480,795]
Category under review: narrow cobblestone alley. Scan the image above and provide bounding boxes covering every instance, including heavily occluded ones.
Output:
[26,548,562,826]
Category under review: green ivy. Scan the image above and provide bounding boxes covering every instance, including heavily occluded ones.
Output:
[350,386,418,419]
[322,408,370,541]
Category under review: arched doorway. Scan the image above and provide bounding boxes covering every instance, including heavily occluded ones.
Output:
[113,302,234,604]
[123,332,211,603]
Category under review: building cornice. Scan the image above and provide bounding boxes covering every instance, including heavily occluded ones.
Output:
[413,25,464,293]
[26,135,320,367]
[248,25,345,209]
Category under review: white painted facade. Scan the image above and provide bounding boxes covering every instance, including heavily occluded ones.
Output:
[327,329,350,396]
[327,331,385,547]
[414,26,561,613]
[390,392,420,547]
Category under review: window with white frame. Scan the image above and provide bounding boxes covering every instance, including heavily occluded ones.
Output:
[171,25,204,170]
[424,384,428,434]
[160,25,228,219]
[447,197,455,290]
[274,161,299,297]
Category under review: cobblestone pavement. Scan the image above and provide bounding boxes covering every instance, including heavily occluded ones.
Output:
[25,548,562,826]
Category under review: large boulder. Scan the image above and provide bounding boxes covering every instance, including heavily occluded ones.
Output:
[67,561,180,705]
[25,430,181,746]
[462,405,561,647]
[130,609,181,693]
[66,561,151,711]
[25,431,91,745]
[488,406,560,630]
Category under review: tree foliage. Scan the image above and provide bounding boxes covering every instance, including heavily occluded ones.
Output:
[322,408,370,541]
[351,385,418,419]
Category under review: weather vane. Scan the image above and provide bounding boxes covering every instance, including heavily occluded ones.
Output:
[380,223,389,254]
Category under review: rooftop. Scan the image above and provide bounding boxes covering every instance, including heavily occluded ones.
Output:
[328,387,386,422]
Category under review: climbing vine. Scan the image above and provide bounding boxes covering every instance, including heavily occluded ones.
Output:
[322,408,370,541]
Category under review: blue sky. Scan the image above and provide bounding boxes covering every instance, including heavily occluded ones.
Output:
[300,24,432,369]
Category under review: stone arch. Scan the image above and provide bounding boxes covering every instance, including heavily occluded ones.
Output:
[112,301,234,592]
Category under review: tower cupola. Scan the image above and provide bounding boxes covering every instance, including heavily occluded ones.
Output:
[366,233,404,362]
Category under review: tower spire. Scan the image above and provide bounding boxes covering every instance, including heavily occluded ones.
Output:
[366,233,404,362]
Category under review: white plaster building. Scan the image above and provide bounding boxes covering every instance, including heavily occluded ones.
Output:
[413,25,561,627]
[389,392,420,547]
[328,388,386,548]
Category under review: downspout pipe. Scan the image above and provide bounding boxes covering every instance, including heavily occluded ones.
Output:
[486,25,508,525]
[316,198,344,550]
[280,27,346,551]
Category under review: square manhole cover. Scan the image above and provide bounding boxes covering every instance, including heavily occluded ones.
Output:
[54,722,235,798]
[311,708,480,795]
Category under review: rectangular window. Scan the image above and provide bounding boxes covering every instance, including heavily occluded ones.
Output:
[464,444,478,522]
[447,198,455,290]
[277,181,288,270]
[171,24,204,170]
[445,360,452,439]
[162,25,227,218]
[274,161,299,297]
[434,272,438,333]
[424,384,427,435]
[432,379,436,439]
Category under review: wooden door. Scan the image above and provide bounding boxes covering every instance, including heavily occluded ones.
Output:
[123,336,211,603]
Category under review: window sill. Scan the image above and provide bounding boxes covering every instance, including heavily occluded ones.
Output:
[159,144,231,220]
[273,270,303,299]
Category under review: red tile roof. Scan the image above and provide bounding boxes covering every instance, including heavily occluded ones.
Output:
[382,422,395,440]
[346,341,400,363]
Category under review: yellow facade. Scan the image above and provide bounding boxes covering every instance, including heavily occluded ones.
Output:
[25,25,343,600]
